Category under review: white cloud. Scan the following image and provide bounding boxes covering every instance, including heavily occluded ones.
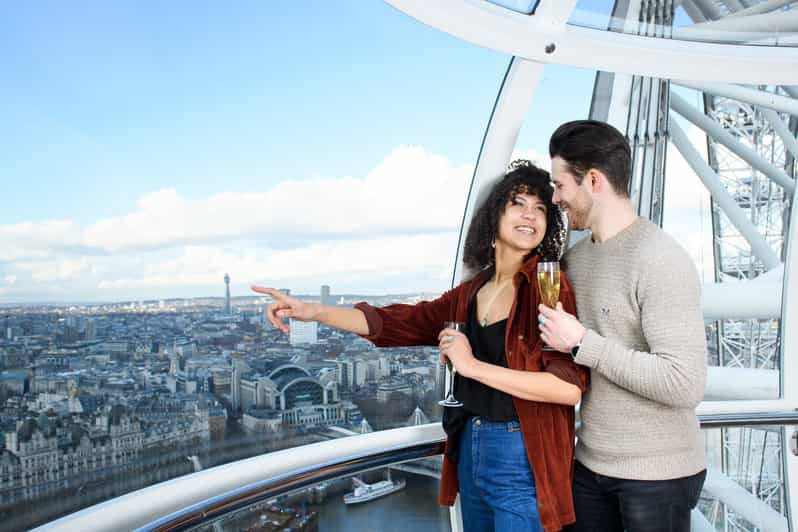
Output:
[93,233,458,293]
[0,220,82,262]
[80,146,471,252]
[0,146,471,301]
[4,133,722,303]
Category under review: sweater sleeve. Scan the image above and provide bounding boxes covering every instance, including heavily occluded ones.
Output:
[574,247,707,408]
[354,287,459,348]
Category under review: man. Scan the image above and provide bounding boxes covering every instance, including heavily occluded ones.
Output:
[538,120,707,532]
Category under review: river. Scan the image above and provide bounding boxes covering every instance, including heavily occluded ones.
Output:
[314,474,451,532]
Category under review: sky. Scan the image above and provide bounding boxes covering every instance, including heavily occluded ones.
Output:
[0,1,711,303]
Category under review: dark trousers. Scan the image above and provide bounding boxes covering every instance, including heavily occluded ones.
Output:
[565,461,707,532]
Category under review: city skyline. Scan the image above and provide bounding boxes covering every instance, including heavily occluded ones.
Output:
[0,287,444,530]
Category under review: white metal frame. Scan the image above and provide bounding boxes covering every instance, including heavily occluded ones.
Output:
[780,180,798,529]
[384,0,798,84]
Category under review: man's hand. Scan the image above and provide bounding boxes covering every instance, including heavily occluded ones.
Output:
[538,302,586,353]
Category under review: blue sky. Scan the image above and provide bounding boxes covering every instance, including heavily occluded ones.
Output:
[0,1,620,302]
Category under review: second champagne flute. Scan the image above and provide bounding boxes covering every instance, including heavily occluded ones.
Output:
[537,261,561,351]
[438,321,465,408]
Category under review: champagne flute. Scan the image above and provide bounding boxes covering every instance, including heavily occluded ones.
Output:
[537,261,561,351]
[438,321,464,408]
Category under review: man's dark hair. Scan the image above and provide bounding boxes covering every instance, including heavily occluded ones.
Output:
[463,160,566,270]
[549,120,632,197]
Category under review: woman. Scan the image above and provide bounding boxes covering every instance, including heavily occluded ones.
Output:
[252,160,588,532]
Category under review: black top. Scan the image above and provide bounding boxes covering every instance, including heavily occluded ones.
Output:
[442,297,518,461]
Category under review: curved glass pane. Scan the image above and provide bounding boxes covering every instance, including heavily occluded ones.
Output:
[568,0,798,47]
[189,457,450,532]
[663,87,791,402]
[0,2,508,529]
[699,425,792,531]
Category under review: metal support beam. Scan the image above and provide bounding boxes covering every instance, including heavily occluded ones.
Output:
[721,0,747,12]
[702,281,782,319]
[683,7,798,31]
[782,86,798,100]
[384,0,798,84]
[702,467,789,532]
[670,92,796,193]
[705,366,779,401]
[725,0,797,18]
[680,0,708,22]
[692,0,724,19]
[674,81,798,116]
[759,108,798,161]
[669,120,782,269]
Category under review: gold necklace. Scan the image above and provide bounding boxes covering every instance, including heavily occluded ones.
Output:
[479,279,513,327]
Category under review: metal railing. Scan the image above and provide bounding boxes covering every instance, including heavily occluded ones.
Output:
[34,412,798,532]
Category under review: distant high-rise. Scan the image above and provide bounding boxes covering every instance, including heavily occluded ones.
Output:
[85,319,97,341]
[289,319,318,346]
[224,273,231,315]
[320,285,331,306]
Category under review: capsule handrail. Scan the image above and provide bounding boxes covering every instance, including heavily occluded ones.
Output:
[34,412,798,532]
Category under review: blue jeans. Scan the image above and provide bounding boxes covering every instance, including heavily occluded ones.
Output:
[457,417,543,532]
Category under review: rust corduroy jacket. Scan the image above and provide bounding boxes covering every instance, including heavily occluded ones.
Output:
[354,255,589,532]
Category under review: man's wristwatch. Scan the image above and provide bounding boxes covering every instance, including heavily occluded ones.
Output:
[570,338,582,359]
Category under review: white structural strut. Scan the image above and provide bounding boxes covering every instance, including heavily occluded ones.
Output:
[701,281,783,319]
[704,366,779,401]
[680,0,708,23]
[760,107,798,161]
[669,91,796,194]
[384,0,798,84]
[783,85,798,99]
[674,81,798,116]
[452,57,544,284]
[691,0,724,20]
[725,0,797,18]
[702,467,789,532]
[677,8,798,32]
[669,120,782,270]
[698,399,798,416]
[723,0,746,12]
[691,509,716,532]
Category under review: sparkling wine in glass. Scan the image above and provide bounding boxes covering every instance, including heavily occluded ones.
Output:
[439,321,464,408]
[537,261,561,351]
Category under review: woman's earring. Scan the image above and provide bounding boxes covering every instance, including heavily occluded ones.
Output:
[491,240,496,248]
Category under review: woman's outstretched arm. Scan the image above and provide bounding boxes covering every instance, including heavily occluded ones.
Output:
[251,286,369,336]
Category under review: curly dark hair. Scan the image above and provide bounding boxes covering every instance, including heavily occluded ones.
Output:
[463,160,566,270]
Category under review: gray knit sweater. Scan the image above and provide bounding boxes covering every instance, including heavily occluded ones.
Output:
[565,217,707,480]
